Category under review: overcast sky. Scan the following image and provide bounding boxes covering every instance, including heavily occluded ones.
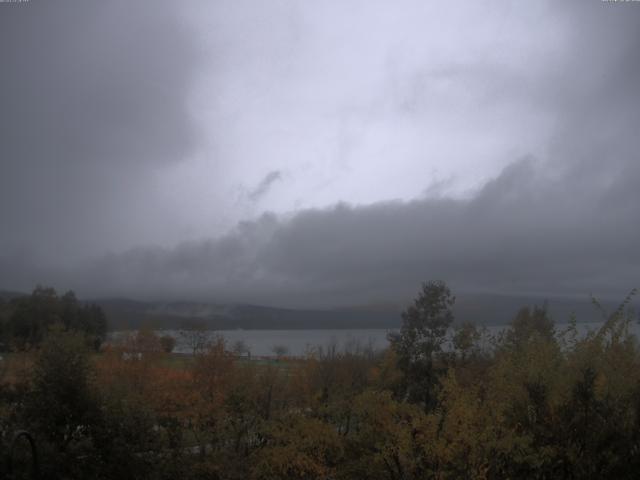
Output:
[1,0,639,306]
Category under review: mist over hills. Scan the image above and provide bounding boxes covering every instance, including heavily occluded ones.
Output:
[90,293,636,331]
[3,288,635,331]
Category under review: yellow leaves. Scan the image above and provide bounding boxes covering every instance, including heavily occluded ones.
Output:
[148,367,196,421]
[193,338,234,390]
[251,414,343,480]
[0,351,34,387]
[563,316,640,411]
[253,445,327,480]
[52,299,640,479]
[371,348,404,392]
[95,342,198,424]
[488,333,566,420]
[419,370,497,479]
[342,390,424,480]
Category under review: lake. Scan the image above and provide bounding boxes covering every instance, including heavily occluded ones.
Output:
[159,329,393,357]
[111,320,638,357]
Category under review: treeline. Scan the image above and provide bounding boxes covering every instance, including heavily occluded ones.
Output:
[1,282,639,479]
[0,286,107,351]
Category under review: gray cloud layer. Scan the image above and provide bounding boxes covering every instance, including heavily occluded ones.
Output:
[0,0,199,261]
[1,1,639,306]
[58,154,637,307]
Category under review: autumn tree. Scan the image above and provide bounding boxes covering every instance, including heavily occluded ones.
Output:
[502,304,555,350]
[251,413,343,480]
[190,336,236,457]
[341,390,424,480]
[22,328,100,478]
[452,321,481,362]
[388,280,455,410]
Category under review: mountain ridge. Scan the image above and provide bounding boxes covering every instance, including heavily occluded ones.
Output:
[3,289,635,331]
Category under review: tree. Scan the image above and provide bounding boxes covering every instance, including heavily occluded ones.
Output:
[128,326,163,356]
[232,339,251,359]
[23,328,100,478]
[25,329,97,443]
[191,337,235,454]
[160,334,177,353]
[342,390,424,480]
[452,321,481,362]
[6,286,107,350]
[179,320,210,355]
[503,304,554,350]
[7,286,60,348]
[250,413,343,480]
[388,280,455,410]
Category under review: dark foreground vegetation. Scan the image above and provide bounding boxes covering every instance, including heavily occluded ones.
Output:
[1,283,639,479]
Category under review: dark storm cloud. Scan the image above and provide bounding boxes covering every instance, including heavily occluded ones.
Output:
[0,0,198,261]
[63,152,638,307]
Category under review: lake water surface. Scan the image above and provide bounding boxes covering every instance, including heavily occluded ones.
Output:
[112,320,639,357]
